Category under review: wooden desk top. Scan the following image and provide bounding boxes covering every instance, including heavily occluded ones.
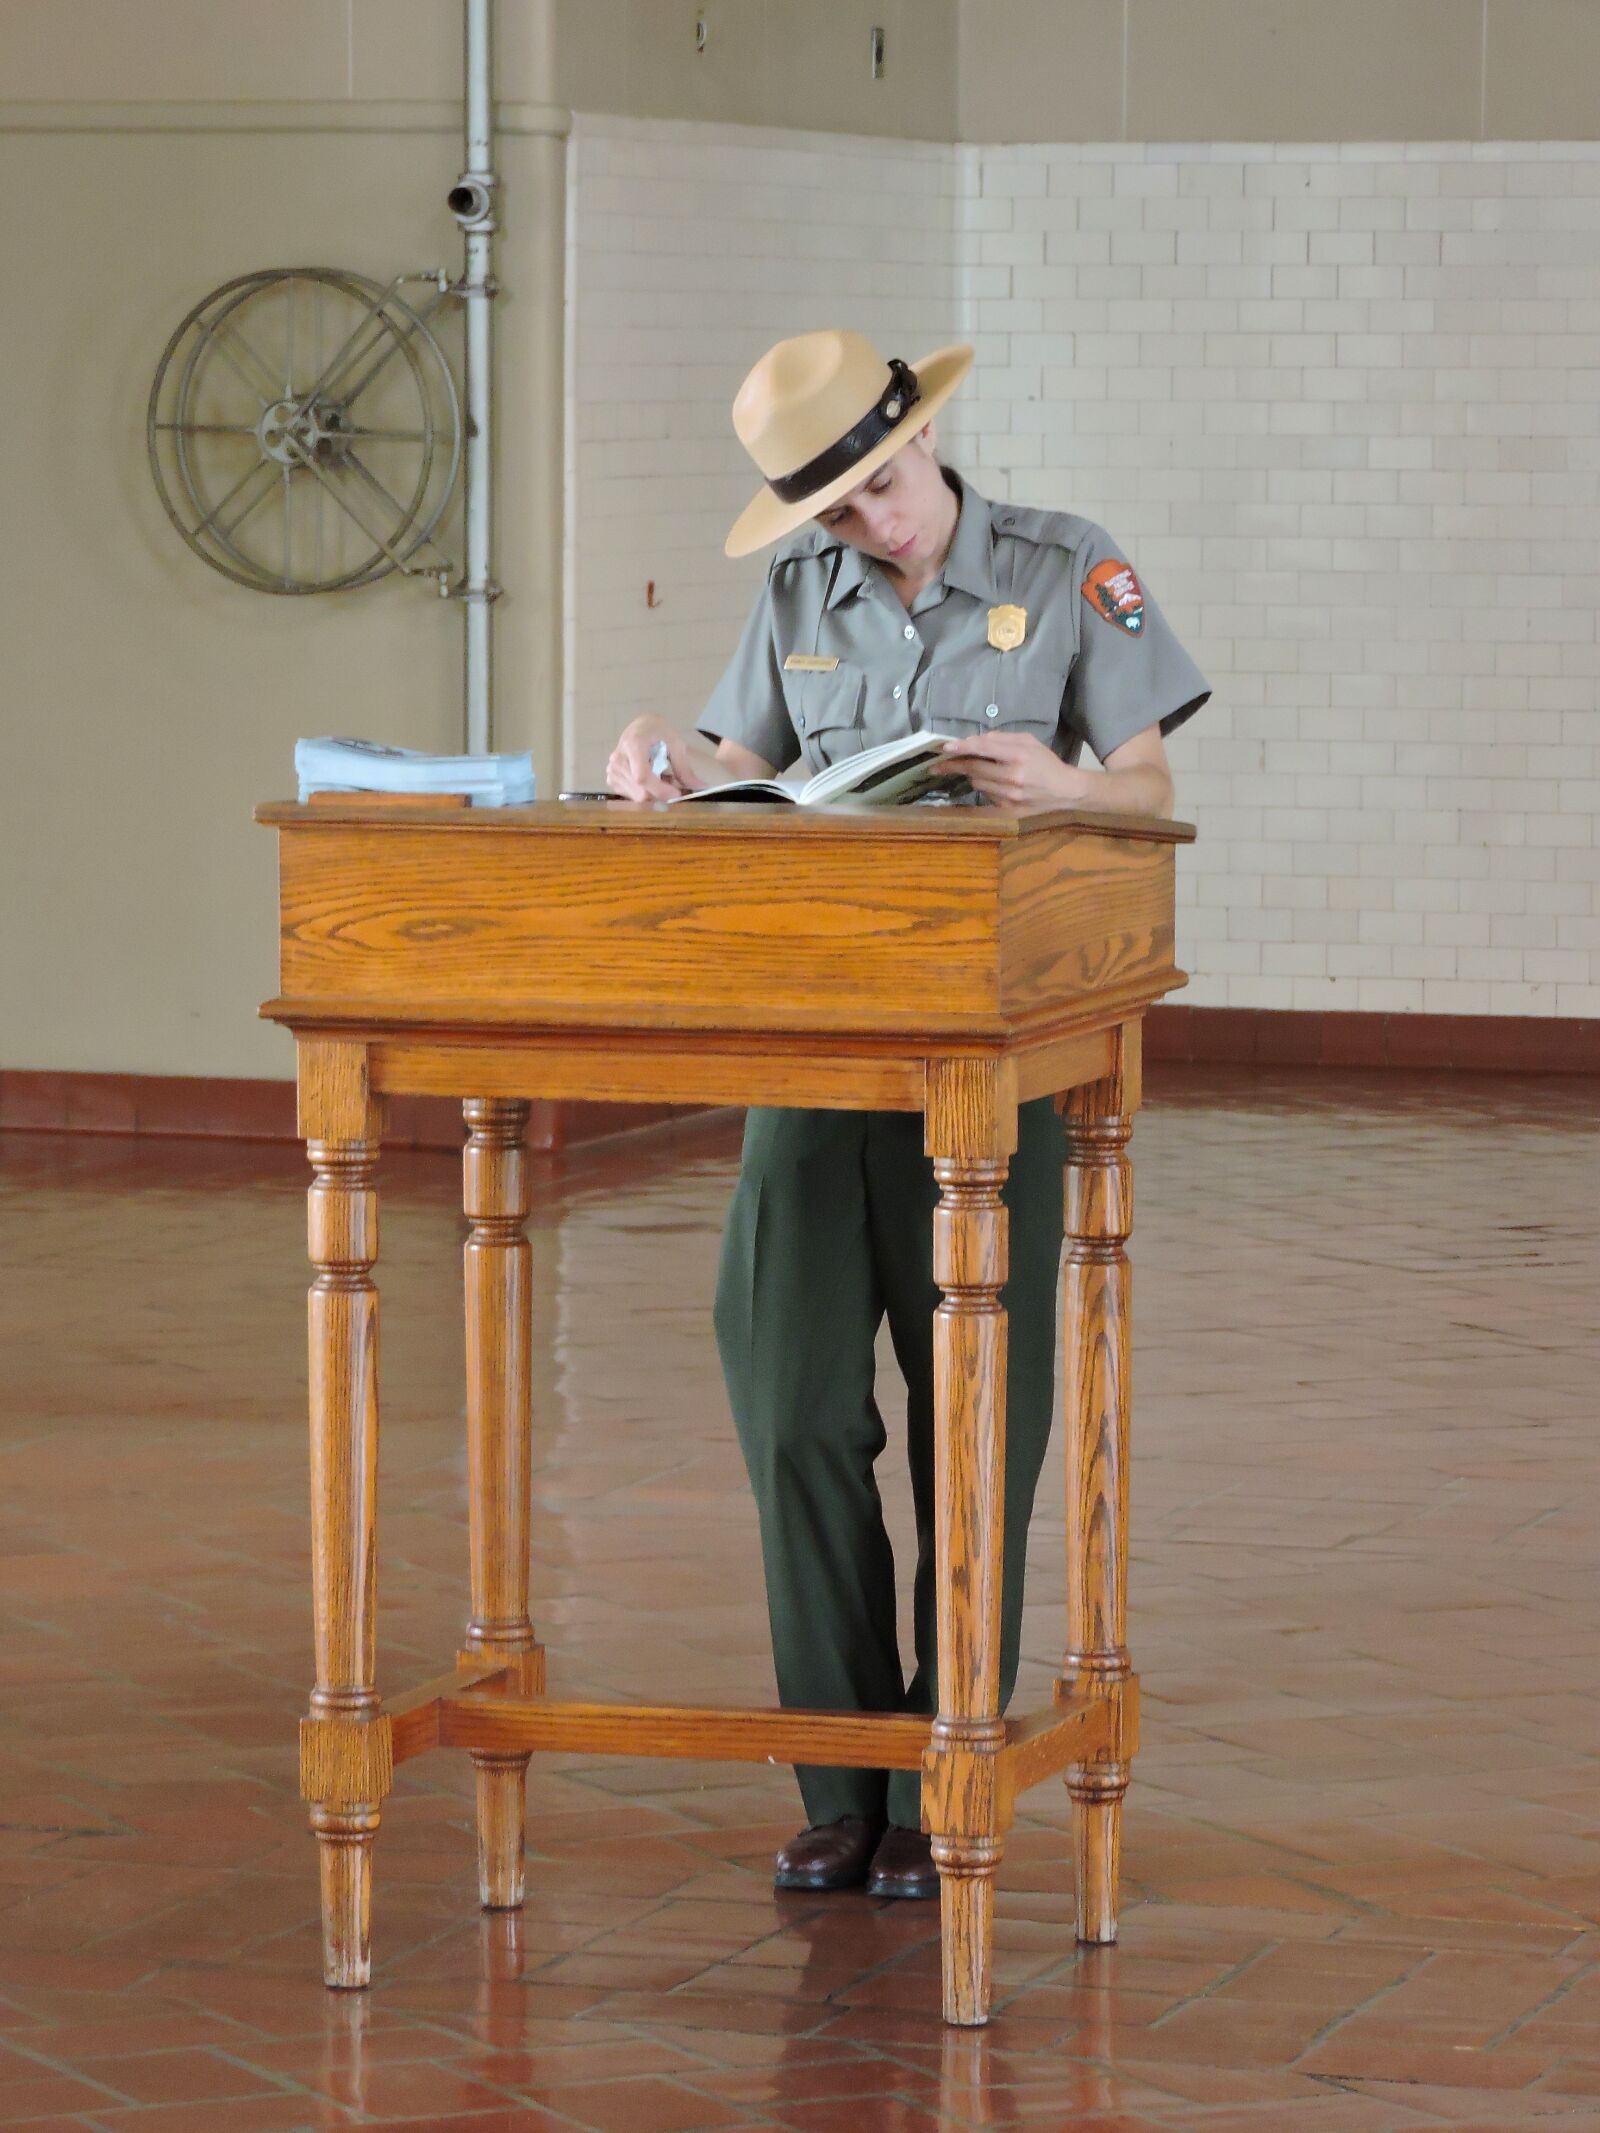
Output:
[257,798,1195,843]
[257,799,1193,1053]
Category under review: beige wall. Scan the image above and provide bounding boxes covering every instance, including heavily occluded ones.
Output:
[20,0,1583,145]
[0,0,955,132]
[0,0,959,1082]
[0,80,565,1078]
[959,0,1600,143]
[3,0,1593,1082]
[0,0,558,104]
[558,0,957,137]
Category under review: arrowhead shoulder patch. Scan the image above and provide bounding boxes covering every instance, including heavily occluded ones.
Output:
[1082,558,1146,634]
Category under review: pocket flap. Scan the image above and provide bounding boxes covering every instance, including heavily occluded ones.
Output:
[923,664,1067,739]
[789,663,866,735]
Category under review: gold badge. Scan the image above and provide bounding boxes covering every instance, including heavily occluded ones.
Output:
[987,604,1027,652]
[784,653,840,672]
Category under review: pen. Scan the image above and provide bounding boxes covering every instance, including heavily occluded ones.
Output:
[560,738,676,803]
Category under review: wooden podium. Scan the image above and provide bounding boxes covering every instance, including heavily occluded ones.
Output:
[257,796,1193,2026]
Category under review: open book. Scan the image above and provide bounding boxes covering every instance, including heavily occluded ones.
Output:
[673,729,971,808]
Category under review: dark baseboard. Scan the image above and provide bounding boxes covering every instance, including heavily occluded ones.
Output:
[1,1010,1593,1149]
[0,1071,702,1153]
[1144,1006,1600,1074]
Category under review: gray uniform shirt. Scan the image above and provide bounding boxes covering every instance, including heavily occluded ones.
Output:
[698,473,1209,778]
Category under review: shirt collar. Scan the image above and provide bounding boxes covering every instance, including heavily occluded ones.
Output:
[939,474,1001,604]
[822,538,872,610]
[820,471,999,610]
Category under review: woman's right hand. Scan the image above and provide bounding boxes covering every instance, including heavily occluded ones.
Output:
[606,717,704,801]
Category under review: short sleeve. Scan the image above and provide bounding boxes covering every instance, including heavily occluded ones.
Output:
[696,575,800,773]
[1064,528,1210,765]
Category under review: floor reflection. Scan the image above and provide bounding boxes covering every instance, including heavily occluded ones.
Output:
[0,1070,1595,2126]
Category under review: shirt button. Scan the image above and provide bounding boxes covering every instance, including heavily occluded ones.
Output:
[903,623,915,640]
[984,703,1000,719]
[892,684,903,700]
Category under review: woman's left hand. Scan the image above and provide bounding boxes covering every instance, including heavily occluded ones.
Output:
[940,732,1094,811]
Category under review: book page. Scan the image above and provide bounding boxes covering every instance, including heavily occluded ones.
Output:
[800,730,964,805]
[668,778,800,805]
[815,754,972,806]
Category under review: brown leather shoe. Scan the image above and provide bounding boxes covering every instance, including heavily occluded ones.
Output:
[866,1824,939,1900]
[773,1814,884,1891]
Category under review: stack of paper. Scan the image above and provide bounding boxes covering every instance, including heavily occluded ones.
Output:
[296,736,536,807]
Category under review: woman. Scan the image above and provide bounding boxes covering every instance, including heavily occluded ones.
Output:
[608,330,1208,1900]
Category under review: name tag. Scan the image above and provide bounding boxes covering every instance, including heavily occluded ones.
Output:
[784,653,840,672]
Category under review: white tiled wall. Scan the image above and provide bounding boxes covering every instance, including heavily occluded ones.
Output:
[567,120,1600,1018]
[564,115,963,782]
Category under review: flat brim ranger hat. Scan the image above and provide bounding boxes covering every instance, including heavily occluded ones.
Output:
[725,328,974,559]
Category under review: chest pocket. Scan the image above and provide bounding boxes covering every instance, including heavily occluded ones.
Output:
[922,659,1069,748]
[786,663,867,773]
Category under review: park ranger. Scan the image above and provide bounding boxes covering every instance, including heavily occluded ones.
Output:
[608,329,1208,1900]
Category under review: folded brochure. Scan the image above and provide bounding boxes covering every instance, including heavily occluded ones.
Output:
[296,736,535,806]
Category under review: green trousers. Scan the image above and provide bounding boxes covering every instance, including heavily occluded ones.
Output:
[713,1099,1066,1831]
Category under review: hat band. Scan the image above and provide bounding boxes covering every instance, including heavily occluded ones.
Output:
[766,359,922,506]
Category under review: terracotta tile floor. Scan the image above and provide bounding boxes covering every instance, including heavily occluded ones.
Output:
[1,1065,1597,2130]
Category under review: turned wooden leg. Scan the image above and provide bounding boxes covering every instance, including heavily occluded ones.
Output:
[923,1059,1017,2028]
[298,1040,389,1989]
[309,1802,379,1986]
[461,1098,543,1911]
[1059,1025,1140,1946]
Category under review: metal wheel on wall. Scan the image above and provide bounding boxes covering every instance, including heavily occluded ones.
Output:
[147,267,463,595]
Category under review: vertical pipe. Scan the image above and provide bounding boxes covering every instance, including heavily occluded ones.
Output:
[465,0,491,173]
[460,0,495,754]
